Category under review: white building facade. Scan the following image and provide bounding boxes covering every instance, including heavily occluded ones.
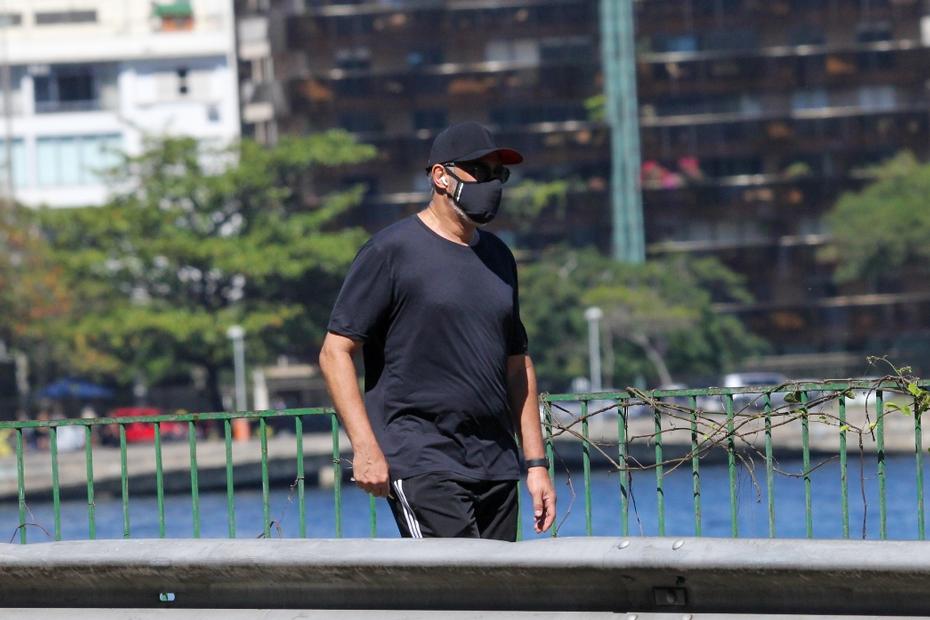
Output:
[0,0,240,207]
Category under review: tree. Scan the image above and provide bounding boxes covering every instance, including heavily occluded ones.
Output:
[0,203,72,391]
[519,248,766,392]
[40,132,376,409]
[825,151,930,284]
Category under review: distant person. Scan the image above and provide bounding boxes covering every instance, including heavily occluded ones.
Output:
[53,412,85,453]
[320,121,556,540]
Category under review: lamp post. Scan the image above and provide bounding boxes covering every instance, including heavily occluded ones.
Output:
[584,306,603,393]
[226,325,247,411]
[226,325,249,441]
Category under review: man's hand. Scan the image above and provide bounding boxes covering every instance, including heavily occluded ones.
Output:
[526,467,556,533]
[352,443,391,497]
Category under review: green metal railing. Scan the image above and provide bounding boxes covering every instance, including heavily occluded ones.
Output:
[2,379,928,543]
[542,379,930,541]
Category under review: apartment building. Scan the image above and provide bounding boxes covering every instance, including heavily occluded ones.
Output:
[235,0,930,377]
[636,0,930,374]
[0,0,240,207]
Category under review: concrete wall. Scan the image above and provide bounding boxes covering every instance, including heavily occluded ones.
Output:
[1,537,930,614]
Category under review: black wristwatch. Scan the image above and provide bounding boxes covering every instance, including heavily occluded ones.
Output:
[525,457,549,471]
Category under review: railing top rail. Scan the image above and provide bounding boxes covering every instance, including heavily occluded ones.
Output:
[0,407,336,430]
[542,379,930,402]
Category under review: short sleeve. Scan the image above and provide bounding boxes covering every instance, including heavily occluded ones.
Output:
[327,240,393,342]
[508,257,529,356]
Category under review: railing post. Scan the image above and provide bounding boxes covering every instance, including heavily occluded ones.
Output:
[764,393,775,538]
[725,394,737,538]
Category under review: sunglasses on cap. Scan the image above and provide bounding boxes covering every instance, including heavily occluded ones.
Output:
[444,160,511,184]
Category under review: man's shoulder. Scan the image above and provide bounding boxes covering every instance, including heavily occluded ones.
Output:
[478,230,516,262]
[367,215,419,252]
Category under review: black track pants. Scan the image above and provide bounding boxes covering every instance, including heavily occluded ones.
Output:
[387,473,518,541]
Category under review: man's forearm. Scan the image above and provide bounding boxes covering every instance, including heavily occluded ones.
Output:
[319,346,379,451]
[507,355,547,461]
[319,335,390,497]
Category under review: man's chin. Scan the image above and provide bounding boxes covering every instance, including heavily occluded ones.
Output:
[452,205,487,227]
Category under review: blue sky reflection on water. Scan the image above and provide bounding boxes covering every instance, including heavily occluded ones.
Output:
[1,455,927,542]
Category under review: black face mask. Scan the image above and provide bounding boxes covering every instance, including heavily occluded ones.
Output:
[446,169,503,224]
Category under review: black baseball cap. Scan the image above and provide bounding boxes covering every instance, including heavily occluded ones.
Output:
[425,121,524,171]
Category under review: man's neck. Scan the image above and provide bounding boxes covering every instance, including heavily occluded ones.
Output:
[420,197,478,246]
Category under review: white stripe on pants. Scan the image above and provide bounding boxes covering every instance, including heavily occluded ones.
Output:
[393,479,423,538]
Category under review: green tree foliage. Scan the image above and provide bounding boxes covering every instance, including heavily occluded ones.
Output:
[520,248,766,391]
[826,151,930,284]
[0,203,71,358]
[40,132,376,408]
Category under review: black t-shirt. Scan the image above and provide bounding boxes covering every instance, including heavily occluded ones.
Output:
[327,214,528,481]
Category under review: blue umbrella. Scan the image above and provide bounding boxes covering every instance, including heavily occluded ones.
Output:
[38,378,114,400]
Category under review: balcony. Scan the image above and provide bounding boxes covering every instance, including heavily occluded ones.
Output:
[639,37,926,65]
[302,0,587,18]
[32,64,118,116]
[34,99,104,114]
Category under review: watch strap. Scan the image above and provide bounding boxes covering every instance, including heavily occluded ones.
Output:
[525,457,550,470]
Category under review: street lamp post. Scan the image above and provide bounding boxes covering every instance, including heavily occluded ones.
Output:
[226,325,249,441]
[226,325,247,411]
[584,306,603,393]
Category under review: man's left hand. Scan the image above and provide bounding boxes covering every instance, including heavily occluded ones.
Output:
[526,467,556,533]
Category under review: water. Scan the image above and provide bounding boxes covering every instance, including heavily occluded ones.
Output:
[2,455,927,542]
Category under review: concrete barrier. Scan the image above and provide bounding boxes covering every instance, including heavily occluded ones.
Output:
[1,537,929,613]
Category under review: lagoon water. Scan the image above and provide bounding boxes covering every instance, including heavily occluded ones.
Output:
[2,455,928,542]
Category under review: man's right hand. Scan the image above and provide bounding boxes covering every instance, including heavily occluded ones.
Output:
[352,444,391,497]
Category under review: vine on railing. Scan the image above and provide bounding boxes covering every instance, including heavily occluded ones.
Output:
[542,358,930,538]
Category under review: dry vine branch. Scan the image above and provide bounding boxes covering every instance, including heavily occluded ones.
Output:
[542,366,930,537]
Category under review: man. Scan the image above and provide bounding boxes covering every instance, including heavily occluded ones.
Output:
[319,121,556,540]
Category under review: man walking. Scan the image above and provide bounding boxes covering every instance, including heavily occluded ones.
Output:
[319,121,556,540]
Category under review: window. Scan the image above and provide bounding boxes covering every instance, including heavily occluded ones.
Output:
[652,34,699,53]
[33,66,102,113]
[857,50,894,70]
[334,77,370,97]
[789,24,826,46]
[702,29,759,52]
[858,85,897,110]
[0,67,23,115]
[539,37,594,63]
[412,109,447,131]
[795,56,826,86]
[406,48,442,68]
[0,139,27,188]
[856,22,892,43]
[334,47,371,71]
[791,88,829,111]
[338,113,382,133]
[0,12,21,26]
[35,134,121,187]
[485,39,540,64]
[35,10,96,25]
[177,68,189,96]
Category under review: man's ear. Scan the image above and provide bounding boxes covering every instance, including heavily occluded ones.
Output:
[431,165,448,191]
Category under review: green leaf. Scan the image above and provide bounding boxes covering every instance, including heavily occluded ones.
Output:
[886,402,912,416]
